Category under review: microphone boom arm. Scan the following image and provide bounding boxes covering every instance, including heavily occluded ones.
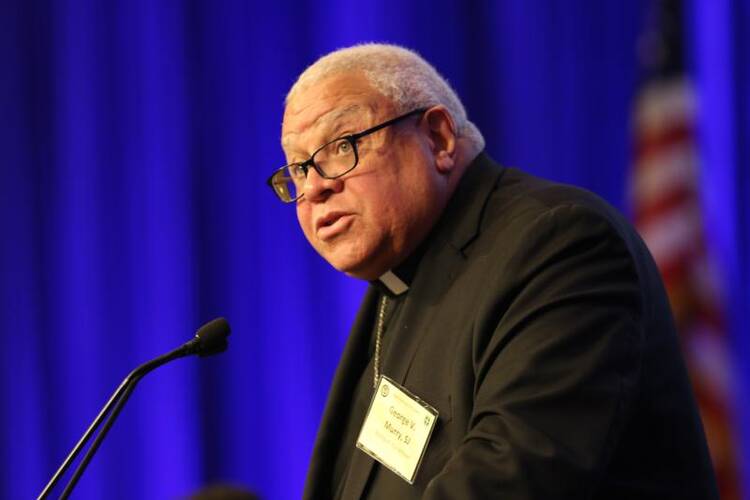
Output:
[38,318,230,499]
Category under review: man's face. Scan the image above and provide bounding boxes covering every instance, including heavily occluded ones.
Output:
[281,72,443,280]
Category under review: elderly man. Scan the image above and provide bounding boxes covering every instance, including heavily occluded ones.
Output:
[268,44,718,499]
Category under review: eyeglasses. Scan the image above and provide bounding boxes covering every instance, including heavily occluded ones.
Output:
[267,108,427,203]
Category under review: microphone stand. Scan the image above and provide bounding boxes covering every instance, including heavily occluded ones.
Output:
[61,381,139,498]
[37,377,132,499]
[38,319,229,499]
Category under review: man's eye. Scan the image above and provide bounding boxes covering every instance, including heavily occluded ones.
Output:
[336,140,352,155]
[289,164,306,178]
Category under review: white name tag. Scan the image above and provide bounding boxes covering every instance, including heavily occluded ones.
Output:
[356,375,439,484]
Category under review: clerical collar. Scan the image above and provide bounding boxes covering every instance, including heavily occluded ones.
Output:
[377,270,409,296]
[372,236,430,297]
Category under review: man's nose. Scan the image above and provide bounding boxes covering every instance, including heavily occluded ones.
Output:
[303,167,344,201]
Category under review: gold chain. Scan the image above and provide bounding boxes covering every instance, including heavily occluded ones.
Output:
[373,295,388,389]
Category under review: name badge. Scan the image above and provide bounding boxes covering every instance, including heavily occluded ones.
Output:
[356,375,438,484]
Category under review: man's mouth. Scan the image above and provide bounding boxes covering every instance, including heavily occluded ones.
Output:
[316,212,354,240]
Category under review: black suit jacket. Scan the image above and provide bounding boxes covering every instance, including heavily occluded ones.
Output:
[303,153,718,499]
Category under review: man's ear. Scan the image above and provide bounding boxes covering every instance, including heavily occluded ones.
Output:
[423,106,457,174]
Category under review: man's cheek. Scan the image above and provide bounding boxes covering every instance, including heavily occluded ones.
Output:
[296,209,312,236]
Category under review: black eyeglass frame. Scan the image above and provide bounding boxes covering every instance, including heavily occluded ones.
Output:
[267,107,428,203]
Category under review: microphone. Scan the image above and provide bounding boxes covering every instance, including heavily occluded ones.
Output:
[38,318,231,500]
[182,317,231,357]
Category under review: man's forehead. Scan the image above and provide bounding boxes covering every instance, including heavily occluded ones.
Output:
[281,104,366,147]
[281,72,388,146]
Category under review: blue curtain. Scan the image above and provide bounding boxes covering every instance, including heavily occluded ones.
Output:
[688,1,750,496]
[1,1,747,498]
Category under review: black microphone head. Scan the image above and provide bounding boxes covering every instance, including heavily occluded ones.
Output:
[194,317,231,357]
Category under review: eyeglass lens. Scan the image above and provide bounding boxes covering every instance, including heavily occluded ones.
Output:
[273,138,356,201]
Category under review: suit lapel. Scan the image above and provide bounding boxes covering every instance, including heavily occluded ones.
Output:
[303,287,379,500]
[383,154,505,387]
[337,438,378,499]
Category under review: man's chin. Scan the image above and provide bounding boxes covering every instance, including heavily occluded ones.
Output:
[332,262,377,281]
[326,254,382,282]
[317,239,394,281]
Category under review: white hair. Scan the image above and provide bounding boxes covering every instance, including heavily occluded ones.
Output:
[286,43,485,152]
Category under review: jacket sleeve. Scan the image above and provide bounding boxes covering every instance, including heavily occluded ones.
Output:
[423,204,644,499]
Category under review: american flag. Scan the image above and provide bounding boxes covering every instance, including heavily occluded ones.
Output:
[630,1,740,498]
